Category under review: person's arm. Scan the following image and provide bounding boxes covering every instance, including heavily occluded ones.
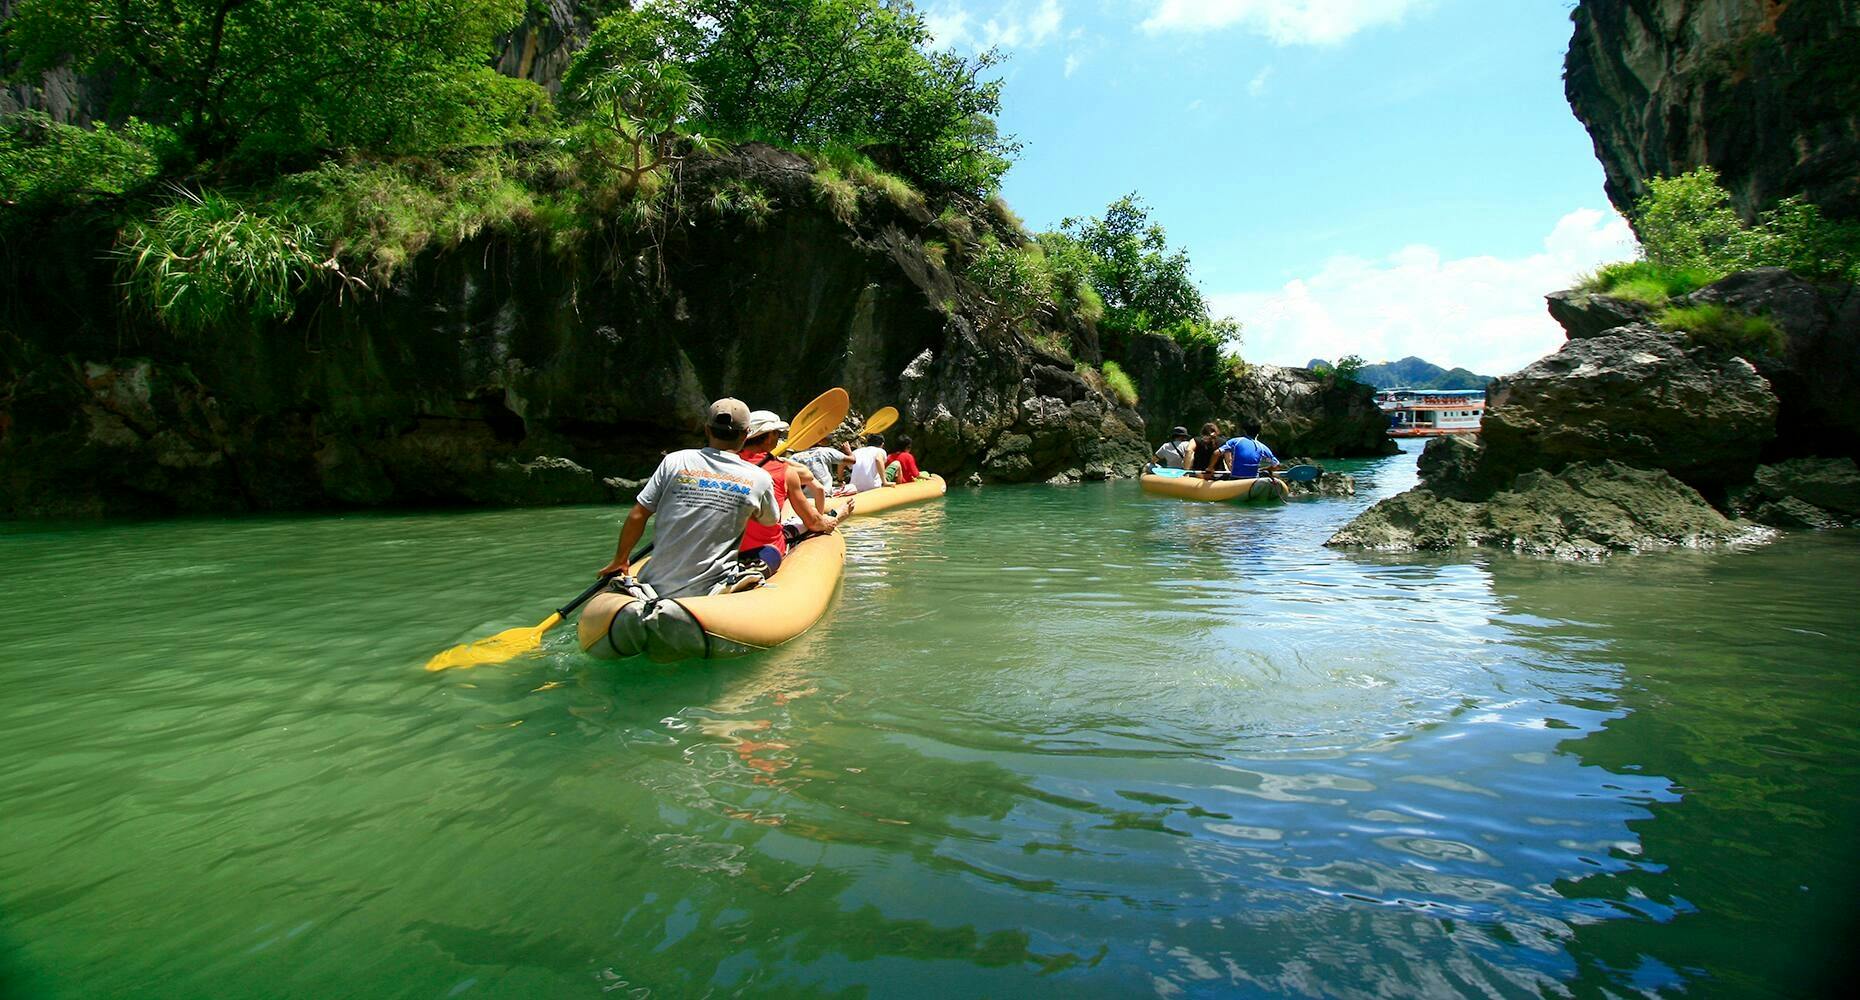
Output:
[795,461,827,510]
[788,467,846,533]
[599,503,652,576]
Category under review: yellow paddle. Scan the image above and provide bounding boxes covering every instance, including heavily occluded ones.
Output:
[425,577,612,672]
[774,387,850,456]
[426,388,852,672]
[860,406,898,437]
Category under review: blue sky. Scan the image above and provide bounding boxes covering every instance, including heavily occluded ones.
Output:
[927,0,1638,374]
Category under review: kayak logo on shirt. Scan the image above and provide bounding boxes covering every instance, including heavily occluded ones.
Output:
[674,467,756,498]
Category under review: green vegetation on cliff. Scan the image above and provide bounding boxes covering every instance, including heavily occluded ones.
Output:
[1045,194,1238,354]
[1,0,1023,334]
[1582,167,1860,307]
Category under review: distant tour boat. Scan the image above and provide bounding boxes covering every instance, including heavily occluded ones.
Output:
[1376,388,1485,438]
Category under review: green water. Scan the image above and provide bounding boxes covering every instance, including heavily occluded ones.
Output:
[4,448,1857,998]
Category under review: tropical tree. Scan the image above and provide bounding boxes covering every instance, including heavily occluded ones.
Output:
[1,0,538,163]
[564,0,1017,193]
[1050,194,1237,350]
[567,59,715,200]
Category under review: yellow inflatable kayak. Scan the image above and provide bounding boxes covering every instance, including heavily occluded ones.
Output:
[1140,472,1289,503]
[577,530,846,662]
[830,472,946,518]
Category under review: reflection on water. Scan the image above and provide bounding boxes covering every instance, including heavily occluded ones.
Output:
[2,447,1856,998]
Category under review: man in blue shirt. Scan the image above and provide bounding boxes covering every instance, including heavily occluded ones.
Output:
[1213,425,1280,480]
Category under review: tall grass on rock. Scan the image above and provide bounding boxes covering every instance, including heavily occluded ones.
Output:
[117,189,328,334]
[1101,361,1139,406]
[1658,303,1785,359]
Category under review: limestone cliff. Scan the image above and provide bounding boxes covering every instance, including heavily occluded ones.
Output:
[1566,0,1860,221]
[0,146,1152,517]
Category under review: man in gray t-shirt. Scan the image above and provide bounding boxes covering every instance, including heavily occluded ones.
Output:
[599,398,779,598]
[791,443,852,493]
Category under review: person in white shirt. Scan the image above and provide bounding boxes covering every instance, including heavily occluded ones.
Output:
[848,433,891,492]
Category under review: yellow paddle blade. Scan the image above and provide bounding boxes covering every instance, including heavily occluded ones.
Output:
[860,406,899,436]
[773,387,851,456]
[424,613,563,672]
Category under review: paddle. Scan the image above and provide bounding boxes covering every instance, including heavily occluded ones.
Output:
[860,406,898,436]
[1279,464,1324,483]
[425,576,614,672]
[774,387,851,457]
[425,388,852,672]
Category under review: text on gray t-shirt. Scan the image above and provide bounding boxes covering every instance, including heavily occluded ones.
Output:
[635,448,779,598]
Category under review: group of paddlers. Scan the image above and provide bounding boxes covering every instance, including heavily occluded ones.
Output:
[1151,422,1282,480]
[597,398,924,601]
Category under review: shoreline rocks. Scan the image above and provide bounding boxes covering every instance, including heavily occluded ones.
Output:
[1332,265,1858,558]
[1326,461,1770,559]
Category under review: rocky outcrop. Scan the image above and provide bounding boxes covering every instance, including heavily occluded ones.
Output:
[1112,332,1396,459]
[1566,0,1860,221]
[1545,288,1656,339]
[492,0,595,96]
[0,146,1147,517]
[1326,461,1762,558]
[1478,329,1778,499]
[1413,434,1484,501]
[1680,268,1860,460]
[1328,326,1795,556]
[1731,457,1860,528]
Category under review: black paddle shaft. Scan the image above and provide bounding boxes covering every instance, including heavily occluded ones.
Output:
[556,576,616,619]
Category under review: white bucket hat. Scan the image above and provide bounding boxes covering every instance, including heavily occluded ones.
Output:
[745,410,789,438]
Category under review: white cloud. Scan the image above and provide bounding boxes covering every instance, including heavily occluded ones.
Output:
[1211,208,1639,376]
[927,0,1064,50]
[1064,53,1083,77]
[1142,0,1431,45]
[1247,66,1274,96]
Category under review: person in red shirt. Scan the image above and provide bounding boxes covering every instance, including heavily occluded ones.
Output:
[734,410,849,584]
[885,436,921,485]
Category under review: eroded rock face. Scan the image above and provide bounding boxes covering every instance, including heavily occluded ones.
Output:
[1681,268,1860,460]
[1414,434,1484,500]
[1566,0,1860,221]
[1478,329,1778,498]
[492,0,594,96]
[0,147,1144,517]
[1546,289,1657,339]
[1326,462,1763,558]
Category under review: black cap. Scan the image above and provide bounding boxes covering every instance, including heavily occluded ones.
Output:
[1170,426,1189,438]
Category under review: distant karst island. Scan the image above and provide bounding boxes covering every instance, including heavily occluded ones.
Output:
[1307,357,1494,391]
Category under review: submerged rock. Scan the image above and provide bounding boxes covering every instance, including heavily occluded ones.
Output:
[1327,462,1765,558]
[1285,472,1355,499]
[1730,457,1860,529]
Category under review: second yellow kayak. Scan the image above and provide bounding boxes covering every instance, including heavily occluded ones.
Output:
[830,473,947,518]
[1139,472,1288,503]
